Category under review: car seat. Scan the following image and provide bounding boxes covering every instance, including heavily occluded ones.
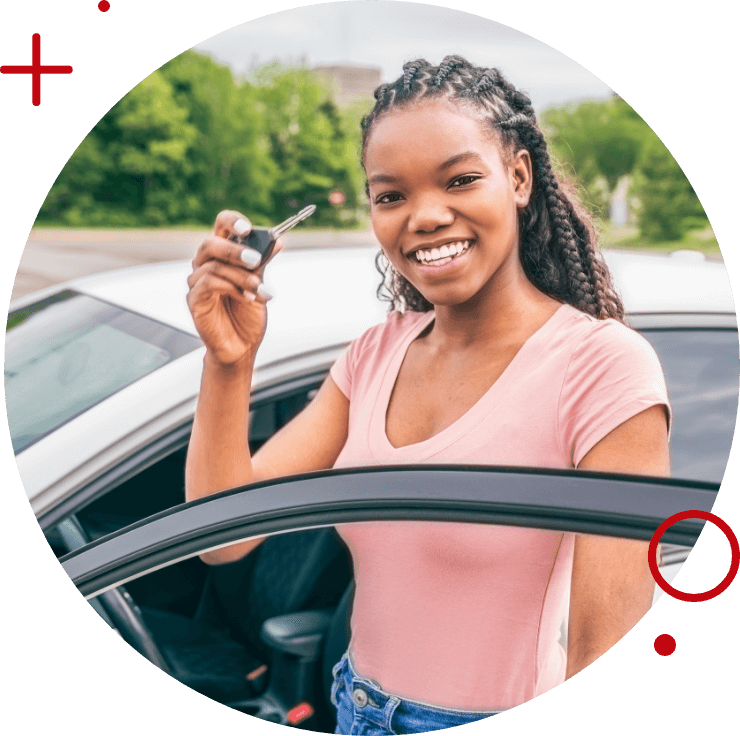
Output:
[61,514,353,708]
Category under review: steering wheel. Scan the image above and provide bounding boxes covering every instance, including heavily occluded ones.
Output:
[57,516,172,674]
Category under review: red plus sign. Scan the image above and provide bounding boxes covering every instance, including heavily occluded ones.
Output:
[1,34,73,106]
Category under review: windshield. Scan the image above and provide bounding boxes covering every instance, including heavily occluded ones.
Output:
[5,290,202,453]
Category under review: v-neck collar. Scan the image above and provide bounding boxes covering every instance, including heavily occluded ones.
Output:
[369,303,575,461]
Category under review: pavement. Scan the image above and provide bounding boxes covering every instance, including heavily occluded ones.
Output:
[11,227,380,302]
[12,226,722,304]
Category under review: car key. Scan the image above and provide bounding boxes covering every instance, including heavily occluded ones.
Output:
[233,205,317,267]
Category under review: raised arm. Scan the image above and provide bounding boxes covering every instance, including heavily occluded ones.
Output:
[184,211,350,564]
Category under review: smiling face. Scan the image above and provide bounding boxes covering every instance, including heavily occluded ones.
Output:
[364,100,533,308]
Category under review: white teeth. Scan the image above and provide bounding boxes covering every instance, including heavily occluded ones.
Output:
[412,240,472,265]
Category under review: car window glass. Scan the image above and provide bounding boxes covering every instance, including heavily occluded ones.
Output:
[639,329,739,483]
[5,290,202,453]
[42,380,324,539]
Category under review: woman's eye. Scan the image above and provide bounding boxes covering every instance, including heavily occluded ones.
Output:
[375,192,402,205]
[450,175,479,188]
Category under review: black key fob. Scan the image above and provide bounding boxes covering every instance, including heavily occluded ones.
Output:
[242,228,276,266]
[229,205,316,267]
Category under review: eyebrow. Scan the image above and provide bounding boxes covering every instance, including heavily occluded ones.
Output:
[367,151,485,186]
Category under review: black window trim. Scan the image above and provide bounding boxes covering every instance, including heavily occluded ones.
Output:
[61,466,718,599]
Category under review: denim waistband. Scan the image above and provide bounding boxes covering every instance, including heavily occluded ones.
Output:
[346,646,504,716]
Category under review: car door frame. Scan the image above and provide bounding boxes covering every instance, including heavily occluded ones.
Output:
[60,466,718,599]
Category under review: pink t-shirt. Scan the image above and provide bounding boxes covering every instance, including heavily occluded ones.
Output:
[329,303,670,711]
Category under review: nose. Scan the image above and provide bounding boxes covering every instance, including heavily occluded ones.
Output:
[407,194,454,233]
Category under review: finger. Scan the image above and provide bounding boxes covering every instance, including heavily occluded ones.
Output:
[193,234,263,271]
[187,271,247,306]
[189,267,272,305]
[213,210,252,241]
[189,261,264,294]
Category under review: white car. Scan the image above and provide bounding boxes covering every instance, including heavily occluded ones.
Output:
[5,246,737,730]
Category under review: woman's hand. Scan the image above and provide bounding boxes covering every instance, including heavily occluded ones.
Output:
[187,210,283,366]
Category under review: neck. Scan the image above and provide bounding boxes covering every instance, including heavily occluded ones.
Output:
[426,263,560,352]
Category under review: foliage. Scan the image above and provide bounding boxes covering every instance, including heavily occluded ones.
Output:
[542,96,647,219]
[541,97,707,241]
[254,64,363,226]
[159,51,277,225]
[45,50,709,243]
[630,132,706,241]
[38,52,368,228]
[40,69,198,226]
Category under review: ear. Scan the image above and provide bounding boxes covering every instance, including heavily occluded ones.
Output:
[510,149,533,209]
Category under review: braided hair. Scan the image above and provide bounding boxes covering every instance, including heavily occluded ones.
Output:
[362,56,624,321]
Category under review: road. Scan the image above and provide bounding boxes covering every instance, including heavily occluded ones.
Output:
[11,227,723,303]
[11,227,380,302]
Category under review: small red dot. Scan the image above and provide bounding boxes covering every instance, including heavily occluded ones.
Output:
[654,634,676,656]
[98,1,110,11]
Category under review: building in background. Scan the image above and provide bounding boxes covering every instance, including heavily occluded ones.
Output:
[312,64,381,108]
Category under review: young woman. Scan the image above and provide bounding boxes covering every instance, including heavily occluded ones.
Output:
[185,56,670,734]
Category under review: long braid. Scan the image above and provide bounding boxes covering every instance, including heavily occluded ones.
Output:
[362,56,625,321]
[481,69,616,319]
[510,120,600,316]
[528,125,622,320]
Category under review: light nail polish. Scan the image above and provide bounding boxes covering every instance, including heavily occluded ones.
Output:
[233,218,250,235]
[256,283,274,301]
[240,248,262,268]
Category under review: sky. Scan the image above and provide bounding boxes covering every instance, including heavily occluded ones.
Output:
[194,2,614,112]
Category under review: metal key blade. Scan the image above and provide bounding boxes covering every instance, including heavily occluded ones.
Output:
[269,205,317,239]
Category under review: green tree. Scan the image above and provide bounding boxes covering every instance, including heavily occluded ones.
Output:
[630,133,705,241]
[110,70,198,224]
[254,64,364,226]
[39,68,197,225]
[38,53,368,228]
[159,51,276,224]
[542,97,648,217]
[38,134,109,224]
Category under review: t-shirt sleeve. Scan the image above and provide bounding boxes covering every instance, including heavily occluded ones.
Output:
[558,319,672,467]
[329,342,355,399]
[329,315,395,400]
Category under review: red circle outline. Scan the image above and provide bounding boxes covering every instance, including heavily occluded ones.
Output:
[648,510,739,602]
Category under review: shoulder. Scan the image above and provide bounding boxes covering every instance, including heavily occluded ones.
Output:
[348,310,431,360]
[335,311,431,382]
[557,309,670,465]
[556,308,668,409]
[573,315,660,369]
[565,311,664,378]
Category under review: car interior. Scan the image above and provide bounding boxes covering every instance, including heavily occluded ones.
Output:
[45,376,356,732]
[41,324,739,732]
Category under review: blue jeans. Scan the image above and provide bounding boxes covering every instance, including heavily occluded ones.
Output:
[331,651,500,735]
